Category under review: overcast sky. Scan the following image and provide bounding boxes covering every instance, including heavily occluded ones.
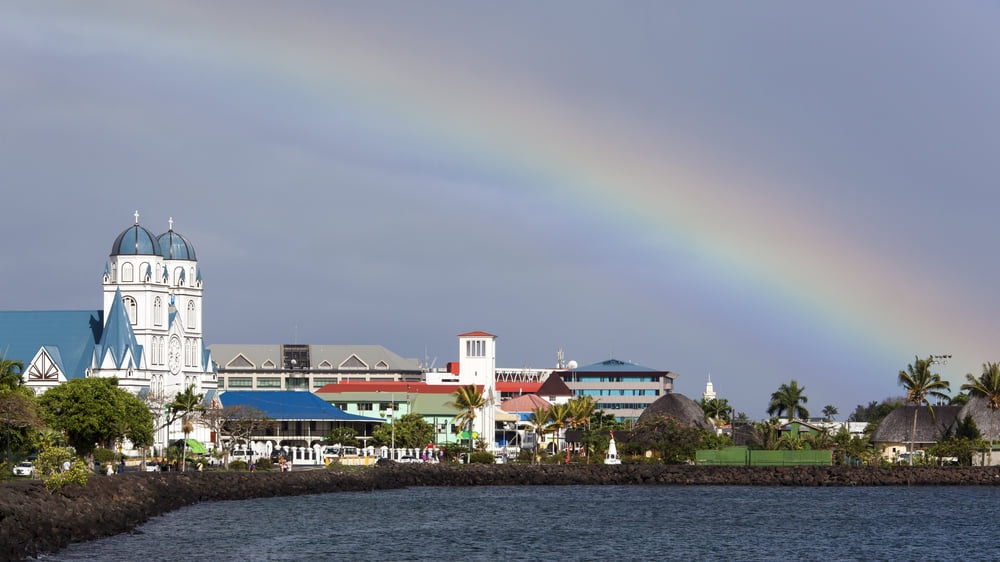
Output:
[2,2,998,419]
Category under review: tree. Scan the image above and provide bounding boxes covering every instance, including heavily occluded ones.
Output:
[38,377,152,458]
[624,416,713,464]
[324,426,360,447]
[372,413,433,449]
[526,406,551,464]
[767,380,809,420]
[899,355,951,465]
[699,397,732,427]
[567,396,597,460]
[546,402,572,456]
[961,361,1000,462]
[219,405,273,465]
[0,389,40,479]
[169,385,203,471]
[0,355,25,391]
[447,384,484,451]
[821,405,838,421]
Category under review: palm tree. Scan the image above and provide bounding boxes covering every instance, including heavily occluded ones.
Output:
[767,380,809,420]
[899,355,951,465]
[0,356,25,391]
[821,405,838,421]
[526,406,551,464]
[547,402,572,458]
[961,362,1000,461]
[567,396,596,460]
[447,384,484,452]
[699,397,731,429]
[170,385,204,470]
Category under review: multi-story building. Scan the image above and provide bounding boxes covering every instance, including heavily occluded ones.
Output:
[209,344,423,391]
[558,358,677,421]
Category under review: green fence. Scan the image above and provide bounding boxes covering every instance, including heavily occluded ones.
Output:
[696,447,832,466]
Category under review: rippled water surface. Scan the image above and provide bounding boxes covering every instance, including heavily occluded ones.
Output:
[47,485,1000,561]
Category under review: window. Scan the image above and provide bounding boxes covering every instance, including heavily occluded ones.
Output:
[228,378,252,388]
[465,339,486,357]
[285,377,308,390]
[358,402,373,411]
[122,262,134,282]
[258,378,281,388]
[154,297,163,326]
[218,377,225,388]
[123,296,138,325]
[335,403,347,411]
[187,301,197,330]
[313,378,338,388]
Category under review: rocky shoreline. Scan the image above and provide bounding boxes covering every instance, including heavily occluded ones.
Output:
[4,464,1000,560]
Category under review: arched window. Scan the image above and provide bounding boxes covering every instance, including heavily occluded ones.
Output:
[123,296,138,325]
[153,297,163,326]
[122,263,134,283]
[187,301,196,330]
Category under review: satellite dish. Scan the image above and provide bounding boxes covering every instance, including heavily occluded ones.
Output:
[567,360,578,369]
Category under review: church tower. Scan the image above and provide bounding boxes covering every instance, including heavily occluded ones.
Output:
[101,212,215,400]
[457,331,497,451]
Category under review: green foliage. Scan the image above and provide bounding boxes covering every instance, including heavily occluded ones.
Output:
[624,416,715,464]
[848,399,903,424]
[38,377,153,456]
[698,397,732,424]
[35,445,88,492]
[0,355,26,391]
[439,442,468,462]
[254,458,272,470]
[468,451,494,464]
[447,384,484,450]
[767,380,809,420]
[230,459,248,471]
[92,447,120,464]
[0,388,41,461]
[929,417,986,467]
[325,427,360,447]
[371,413,434,448]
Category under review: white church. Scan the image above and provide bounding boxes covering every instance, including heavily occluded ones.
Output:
[0,212,218,455]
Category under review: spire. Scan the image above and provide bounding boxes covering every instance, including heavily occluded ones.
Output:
[99,287,143,369]
[703,374,717,401]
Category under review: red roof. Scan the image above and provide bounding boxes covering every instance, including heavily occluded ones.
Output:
[314,382,481,395]
[501,394,551,413]
[495,382,542,394]
[458,331,496,338]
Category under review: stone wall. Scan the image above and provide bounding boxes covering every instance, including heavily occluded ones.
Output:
[4,464,1000,560]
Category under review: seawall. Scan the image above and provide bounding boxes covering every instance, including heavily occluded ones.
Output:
[4,464,1000,560]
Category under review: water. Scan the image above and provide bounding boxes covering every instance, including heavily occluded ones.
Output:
[46,485,1000,561]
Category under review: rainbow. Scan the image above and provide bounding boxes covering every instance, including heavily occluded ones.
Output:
[36,5,997,387]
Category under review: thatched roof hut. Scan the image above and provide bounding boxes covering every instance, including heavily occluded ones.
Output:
[636,393,712,429]
[870,405,962,448]
[957,396,1000,443]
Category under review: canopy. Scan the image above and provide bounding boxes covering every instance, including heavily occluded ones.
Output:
[183,438,207,454]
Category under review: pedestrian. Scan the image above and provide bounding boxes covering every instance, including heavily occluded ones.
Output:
[249,462,255,472]
[118,459,125,474]
[107,463,114,476]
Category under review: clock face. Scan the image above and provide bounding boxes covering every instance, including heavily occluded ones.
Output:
[168,337,181,375]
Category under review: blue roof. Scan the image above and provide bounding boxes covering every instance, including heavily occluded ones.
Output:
[97,287,143,369]
[110,223,161,256]
[158,229,197,260]
[219,391,385,422]
[0,310,103,379]
[570,358,660,372]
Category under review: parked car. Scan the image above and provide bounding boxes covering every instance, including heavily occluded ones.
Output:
[398,456,421,463]
[13,461,34,477]
[144,460,160,472]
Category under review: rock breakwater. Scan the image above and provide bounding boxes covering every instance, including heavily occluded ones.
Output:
[4,464,1000,560]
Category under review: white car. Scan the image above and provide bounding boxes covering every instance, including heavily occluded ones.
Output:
[144,460,160,472]
[13,461,34,477]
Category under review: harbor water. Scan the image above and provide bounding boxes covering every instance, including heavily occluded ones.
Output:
[46,484,1000,561]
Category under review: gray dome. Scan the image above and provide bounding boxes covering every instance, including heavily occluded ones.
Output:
[157,229,196,260]
[637,393,712,429]
[111,223,161,256]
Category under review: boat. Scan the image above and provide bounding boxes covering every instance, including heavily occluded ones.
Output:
[604,431,621,465]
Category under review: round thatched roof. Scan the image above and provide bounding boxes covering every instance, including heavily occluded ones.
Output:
[637,393,711,429]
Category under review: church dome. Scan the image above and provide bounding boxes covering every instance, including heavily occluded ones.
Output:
[157,229,197,261]
[110,223,161,256]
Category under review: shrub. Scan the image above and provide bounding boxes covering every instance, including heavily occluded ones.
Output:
[254,458,272,470]
[35,445,89,492]
[469,451,494,464]
[93,448,119,464]
[230,460,247,471]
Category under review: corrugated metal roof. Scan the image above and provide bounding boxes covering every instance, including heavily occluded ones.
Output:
[218,390,385,422]
[209,344,420,371]
[0,310,103,379]
[570,358,662,372]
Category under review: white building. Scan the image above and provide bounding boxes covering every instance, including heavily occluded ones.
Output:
[0,212,218,454]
